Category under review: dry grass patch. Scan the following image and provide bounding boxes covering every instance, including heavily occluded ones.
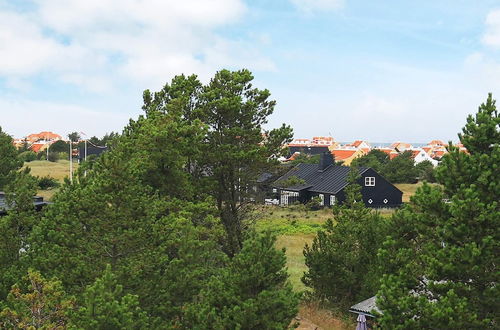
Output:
[296,302,353,330]
[24,160,78,183]
[23,160,79,201]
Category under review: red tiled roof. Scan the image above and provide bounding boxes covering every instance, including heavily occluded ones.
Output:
[428,140,445,146]
[331,149,357,160]
[27,131,62,142]
[30,143,45,153]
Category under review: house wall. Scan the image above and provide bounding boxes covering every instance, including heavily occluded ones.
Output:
[358,168,403,207]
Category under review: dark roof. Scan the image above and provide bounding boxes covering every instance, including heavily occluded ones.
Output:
[274,164,368,194]
[0,192,49,216]
[349,296,381,317]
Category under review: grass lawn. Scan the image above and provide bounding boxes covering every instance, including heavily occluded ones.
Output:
[395,182,439,203]
[22,160,79,201]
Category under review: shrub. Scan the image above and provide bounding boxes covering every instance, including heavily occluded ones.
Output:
[37,176,60,190]
[18,151,37,163]
[47,152,59,162]
[306,196,323,210]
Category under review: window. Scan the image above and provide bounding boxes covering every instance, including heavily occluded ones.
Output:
[383,198,388,204]
[280,190,299,206]
[365,177,375,186]
[368,199,373,204]
[319,194,324,206]
[330,195,336,206]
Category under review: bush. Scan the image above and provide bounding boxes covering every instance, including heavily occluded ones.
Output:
[37,176,60,190]
[18,151,37,163]
[306,196,323,210]
[57,152,68,161]
[47,152,59,162]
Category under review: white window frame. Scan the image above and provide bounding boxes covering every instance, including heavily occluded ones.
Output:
[330,195,336,206]
[365,177,375,186]
[280,190,299,206]
[319,194,324,206]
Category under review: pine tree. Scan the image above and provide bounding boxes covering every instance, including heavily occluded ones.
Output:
[69,265,149,330]
[302,168,387,308]
[0,170,39,299]
[0,269,74,329]
[377,93,500,328]
[0,127,22,190]
[185,232,299,329]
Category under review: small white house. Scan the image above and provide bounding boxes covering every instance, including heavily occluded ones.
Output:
[410,148,438,167]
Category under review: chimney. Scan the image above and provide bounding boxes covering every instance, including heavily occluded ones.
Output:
[319,151,334,171]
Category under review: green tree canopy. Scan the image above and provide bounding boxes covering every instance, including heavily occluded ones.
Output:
[302,169,388,308]
[377,93,500,328]
[382,150,418,183]
[0,127,22,190]
[185,232,299,329]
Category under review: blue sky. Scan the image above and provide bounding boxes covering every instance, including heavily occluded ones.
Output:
[1,0,500,143]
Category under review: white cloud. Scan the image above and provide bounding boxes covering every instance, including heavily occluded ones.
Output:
[0,0,273,92]
[482,9,500,48]
[0,98,131,138]
[290,0,344,13]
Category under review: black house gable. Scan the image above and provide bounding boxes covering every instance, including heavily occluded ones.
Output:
[275,156,402,207]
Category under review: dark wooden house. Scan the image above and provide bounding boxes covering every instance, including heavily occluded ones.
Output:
[0,192,49,216]
[274,152,402,208]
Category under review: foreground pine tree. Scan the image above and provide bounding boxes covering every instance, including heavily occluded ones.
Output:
[377,93,499,328]
[302,169,388,308]
[185,232,299,329]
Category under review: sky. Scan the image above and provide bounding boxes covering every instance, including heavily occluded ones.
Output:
[1,0,500,143]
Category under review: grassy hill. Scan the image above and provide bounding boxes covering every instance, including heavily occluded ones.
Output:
[23,160,79,201]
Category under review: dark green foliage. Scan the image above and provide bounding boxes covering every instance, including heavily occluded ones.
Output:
[0,127,22,190]
[198,69,293,255]
[88,132,119,147]
[415,159,436,182]
[278,175,306,188]
[383,150,418,183]
[28,153,225,324]
[49,140,70,154]
[47,151,60,162]
[68,132,81,143]
[289,153,320,165]
[2,69,298,328]
[377,93,500,328]
[0,170,39,299]
[37,175,60,190]
[185,232,299,329]
[69,265,149,330]
[0,269,74,329]
[302,169,387,308]
[17,151,37,163]
[141,69,293,255]
[306,196,322,211]
[350,149,389,174]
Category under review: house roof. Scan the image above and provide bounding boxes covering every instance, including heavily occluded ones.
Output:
[428,140,445,146]
[331,149,357,160]
[30,143,46,153]
[274,164,369,194]
[349,296,381,317]
[26,131,62,142]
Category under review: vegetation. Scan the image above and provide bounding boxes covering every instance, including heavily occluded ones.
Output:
[0,127,22,190]
[0,69,299,328]
[289,153,320,165]
[352,148,431,183]
[302,169,388,308]
[277,175,306,188]
[377,93,499,328]
[36,175,60,190]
